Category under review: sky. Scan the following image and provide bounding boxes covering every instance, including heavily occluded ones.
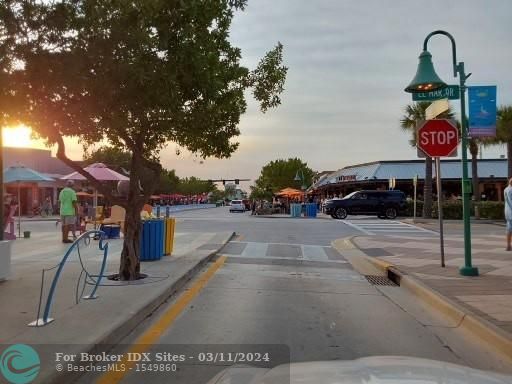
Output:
[5,0,512,191]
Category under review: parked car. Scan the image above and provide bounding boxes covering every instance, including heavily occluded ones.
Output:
[229,200,246,213]
[324,190,406,220]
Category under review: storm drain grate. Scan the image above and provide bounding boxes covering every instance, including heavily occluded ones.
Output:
[364,275,397,286]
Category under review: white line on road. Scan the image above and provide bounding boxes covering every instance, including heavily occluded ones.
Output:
[340,220,372,235]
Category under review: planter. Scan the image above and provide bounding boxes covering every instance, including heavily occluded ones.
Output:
[0,241,12,281]
[23,231,31,239]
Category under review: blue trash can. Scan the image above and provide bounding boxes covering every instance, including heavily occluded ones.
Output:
[290,204,301,218]
[305,203,317,218]
[140,220,164,261]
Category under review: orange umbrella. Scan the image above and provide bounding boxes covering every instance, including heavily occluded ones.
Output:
[276,187,303,197]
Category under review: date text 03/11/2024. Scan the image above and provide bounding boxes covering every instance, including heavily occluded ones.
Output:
[54,351,272,363]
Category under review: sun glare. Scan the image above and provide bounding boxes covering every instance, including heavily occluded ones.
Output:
[2,125,34,148]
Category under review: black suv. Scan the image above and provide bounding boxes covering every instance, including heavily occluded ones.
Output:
[324,190,406,220]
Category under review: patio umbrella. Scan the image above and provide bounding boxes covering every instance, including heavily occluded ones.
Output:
[61,163,129,207]
[275,187,303,197]
[3,164,54,237]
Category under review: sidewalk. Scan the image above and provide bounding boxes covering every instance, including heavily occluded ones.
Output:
[350,225,512,357]
[1,227,233,383]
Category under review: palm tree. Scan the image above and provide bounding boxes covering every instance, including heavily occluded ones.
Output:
[485,106,512,178]
[400,102,455,218]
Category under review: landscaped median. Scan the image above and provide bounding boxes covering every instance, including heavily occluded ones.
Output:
[332,235,512,366]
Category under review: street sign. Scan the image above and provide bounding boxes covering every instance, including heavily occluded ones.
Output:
[468,85,497,138]
[417,119,458,158]
[412,85,459,101]
[426,98,449,120]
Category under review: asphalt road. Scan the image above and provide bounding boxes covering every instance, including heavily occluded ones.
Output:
[77,207,489,384]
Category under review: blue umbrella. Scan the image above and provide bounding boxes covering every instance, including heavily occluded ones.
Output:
[3,164,54,237]
[4,164,54,183]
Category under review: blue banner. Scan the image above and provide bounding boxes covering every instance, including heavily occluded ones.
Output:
[468,86,497,137]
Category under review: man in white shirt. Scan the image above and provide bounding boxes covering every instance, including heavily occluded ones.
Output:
[504,178,512,251]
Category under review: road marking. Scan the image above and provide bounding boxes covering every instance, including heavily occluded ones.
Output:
[342,220,437,236]
[342,220,372,235]
[96,256,227,384]
[224,254,348,264]
[230,240,331,248]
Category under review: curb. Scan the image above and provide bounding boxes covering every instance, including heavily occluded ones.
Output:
[338,236,512,363]
[252,214,331,220]
[46,231,235,384]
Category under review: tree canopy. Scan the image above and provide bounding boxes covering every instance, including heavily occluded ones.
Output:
[83,146,132,171]
[177,177,216,196]
[252,158,314,196]
[0,0,287,280]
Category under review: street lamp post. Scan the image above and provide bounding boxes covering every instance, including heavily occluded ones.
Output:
[404,30,478,276]
[294,170,307,201]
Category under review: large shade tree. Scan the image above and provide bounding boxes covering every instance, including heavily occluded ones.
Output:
[0,0,287,280]
[253,158,314,196]
[400,102,455,218]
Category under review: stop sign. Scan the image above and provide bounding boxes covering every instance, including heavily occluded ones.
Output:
[417,119,459,157]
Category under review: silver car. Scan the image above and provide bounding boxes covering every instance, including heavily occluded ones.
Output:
[229,200,246,213]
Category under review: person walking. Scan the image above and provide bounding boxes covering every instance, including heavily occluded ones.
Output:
[505,178,512,251]
[42,197,53,216]
[59,180,78,244]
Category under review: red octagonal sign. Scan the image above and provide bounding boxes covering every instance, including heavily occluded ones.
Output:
[417,119,459,157]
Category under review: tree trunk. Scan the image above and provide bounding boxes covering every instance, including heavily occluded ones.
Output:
[118,152,144,281]
[119,204,141,280]
[423,156,433,218]
[508,142,512,179]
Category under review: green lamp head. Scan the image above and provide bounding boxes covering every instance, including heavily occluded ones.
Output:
[404,50,447,93]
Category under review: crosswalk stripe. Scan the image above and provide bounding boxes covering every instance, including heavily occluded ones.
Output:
[342,219,437,236]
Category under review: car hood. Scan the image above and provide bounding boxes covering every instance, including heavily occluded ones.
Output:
[206,356,512,384]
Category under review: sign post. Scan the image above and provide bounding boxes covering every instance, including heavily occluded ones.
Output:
[418,119,458,267]
[435,158,445,267]
[413,175,418,220]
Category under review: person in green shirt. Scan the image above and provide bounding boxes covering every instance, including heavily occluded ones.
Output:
[59,180,78,243]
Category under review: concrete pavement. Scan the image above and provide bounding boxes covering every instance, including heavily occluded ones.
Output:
[347,222,512,363]
[71,208,512,383]
[1,219,233,383]
[3,209,512,383]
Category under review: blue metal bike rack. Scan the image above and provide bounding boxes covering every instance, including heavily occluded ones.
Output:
[28,230,110,327]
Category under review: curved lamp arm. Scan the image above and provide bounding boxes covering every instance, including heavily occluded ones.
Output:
[423,30,458,78]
